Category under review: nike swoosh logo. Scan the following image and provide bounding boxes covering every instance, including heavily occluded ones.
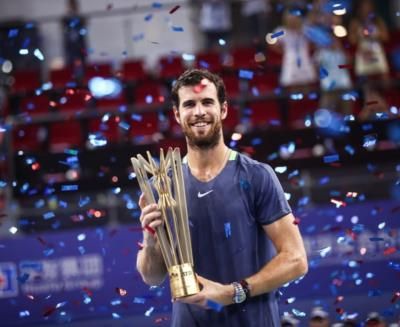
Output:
[197,190,214,198]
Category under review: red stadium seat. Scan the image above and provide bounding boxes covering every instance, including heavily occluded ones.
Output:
[245,100,282,129]
[129,112,159,142]
[195,51,223,73]
[49,121,83,152]
[49,66,78,89]
[248,71,279,96]
[133,81,167,107]
[120,59,147,82]
[19,94,50,116]
[57,89,91,113]
[230,47,261,70]
[158,55,184,79]
[10,70,41,94]
[223,74,241,99]
[84,62,114,84]
[223,104,240,132]
[12,124,46,152]
[88,117,120,144]
[287,97,319,128]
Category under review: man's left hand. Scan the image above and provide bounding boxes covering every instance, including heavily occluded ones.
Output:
[175,275,234,309]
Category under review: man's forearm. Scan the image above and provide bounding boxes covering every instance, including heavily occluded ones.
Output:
[136,242,167,286]
[246,250,308,297]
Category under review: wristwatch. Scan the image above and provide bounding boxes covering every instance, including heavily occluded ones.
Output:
[232,279,250,304]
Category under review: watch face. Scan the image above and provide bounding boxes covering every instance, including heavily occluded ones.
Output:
[233,282,246,303]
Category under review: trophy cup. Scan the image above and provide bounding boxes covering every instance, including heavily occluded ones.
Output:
[131,148,200,298]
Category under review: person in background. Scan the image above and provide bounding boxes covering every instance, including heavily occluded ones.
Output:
[311,8,353,116]
[348,0,391,120]
[269,5,317,92]
[198,0,233,51]
[309,306,330,327]
[240,0,272,49]
[136,68,308,327]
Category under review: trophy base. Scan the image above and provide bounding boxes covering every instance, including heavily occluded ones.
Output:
[168,263,200,298]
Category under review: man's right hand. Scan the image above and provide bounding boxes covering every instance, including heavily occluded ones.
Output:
[139,193,163,247]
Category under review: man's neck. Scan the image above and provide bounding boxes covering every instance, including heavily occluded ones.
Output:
[186,142,229,181]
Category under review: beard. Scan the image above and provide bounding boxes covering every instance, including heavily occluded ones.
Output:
[182,117,222,150]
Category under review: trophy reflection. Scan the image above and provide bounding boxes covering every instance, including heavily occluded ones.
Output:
[131,148,199,298]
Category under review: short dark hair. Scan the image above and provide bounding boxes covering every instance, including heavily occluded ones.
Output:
[171,68,227,109]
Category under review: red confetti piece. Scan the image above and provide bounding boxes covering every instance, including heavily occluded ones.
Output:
[336,307,344,314]
[144,225,156,235]
[293,218,300,225]
[169,5,180,14]
[384,247,397,256]
[43,306,57,317]
[391,291,400,303]
[366,100,379,106]
[338,64,352,69]
[82,287,93,297]
[116,287,128,296]
[137,242,144,250]
[330,199,347,208]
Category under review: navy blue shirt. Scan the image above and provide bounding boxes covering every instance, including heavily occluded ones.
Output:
[171,150,291,327]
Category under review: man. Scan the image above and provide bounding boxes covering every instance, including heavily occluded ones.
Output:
[136,69,308,326]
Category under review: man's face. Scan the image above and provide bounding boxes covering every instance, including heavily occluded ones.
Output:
[174,79,227,149]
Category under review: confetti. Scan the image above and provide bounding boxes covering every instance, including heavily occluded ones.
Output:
[238,70,254,80]
[271,30,285,39]
[206,299,223,312]
[116,287,128,296]
[323,154,339,164]
[172,26,184,32]
[19,310,30,317]
[391,291,400,303]
[384,247,397,256]
[144,14,153,22]
[338,64,352,69]
[145,306,154,316]
[169,5,180,14]
[224,222,231,238]
[144,225,156,235]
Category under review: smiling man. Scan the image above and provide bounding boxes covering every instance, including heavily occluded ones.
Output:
[136,69,308,327]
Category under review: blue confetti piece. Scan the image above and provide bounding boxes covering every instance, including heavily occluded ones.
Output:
[363,134,377,148]
[344,145,355,155]
[145,306,154,316]
[319,177,330,185]
[61,184,79,192]
[144,14,153,21]
[206,299,223,312]
[78,246,85,255]
[238,70,254,80]
[118,121,130,131]
[133,33,144,42]
[131,114,142,122]
[369,237,384,241]
[292,308,306,317]
[271,30,285,39]
[64,149,79,156]
[133,297,146,304]
[79,196,90,208]
[224,222,231,238]
[152,2,162,8]
[112,312,121,319]
[319,66,329,79]
[172,26,184,32]
[43,248,55,256]
[19,310,30,318]
[8,29,19,38]
[323,154,339,163]
[43,212,55,220]
[368,289,383,297]
[59,201,68,208]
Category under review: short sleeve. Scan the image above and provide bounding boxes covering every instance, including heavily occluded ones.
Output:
[252,163,292,225]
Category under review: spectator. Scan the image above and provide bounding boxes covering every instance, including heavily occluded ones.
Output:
[198,0,233,50]
[312,24,353,115]
[348,0,391,120]
[309,306,330,327]
[269,6,317,92]
[240,0,272,48]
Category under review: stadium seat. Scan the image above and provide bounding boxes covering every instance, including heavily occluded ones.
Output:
[49,120,83,152]
[158,55,184,80]
[10,70,41,94]
[120,59,148,82]
[12,124,46,152]
[244,100,282,129]
[195,51,223,73]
